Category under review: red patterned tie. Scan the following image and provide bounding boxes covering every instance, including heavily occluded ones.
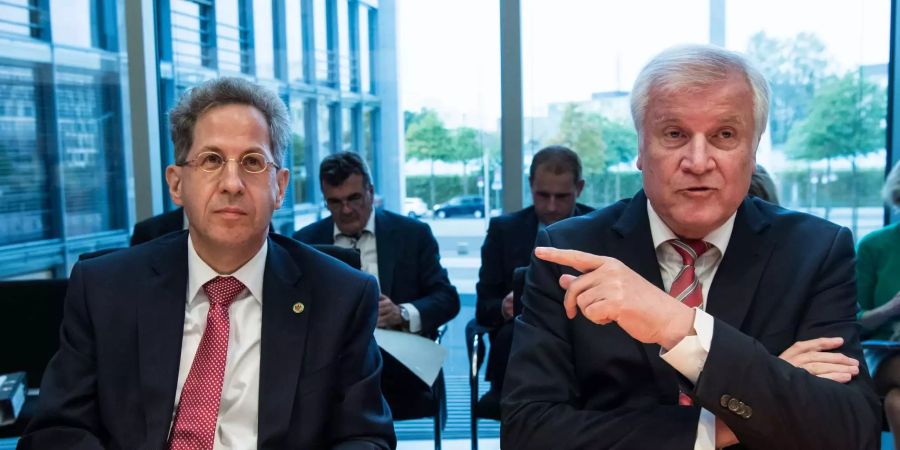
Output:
[168,276,245,450]
[668,239,710,406]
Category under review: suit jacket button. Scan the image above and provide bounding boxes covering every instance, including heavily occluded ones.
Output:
[728,398,740,412]
[720,395,731,408]
[742,405,753,419]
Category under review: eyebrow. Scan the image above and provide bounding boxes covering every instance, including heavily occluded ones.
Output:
[198,145,270,155]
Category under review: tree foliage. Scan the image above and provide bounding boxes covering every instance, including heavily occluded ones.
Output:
[550,104,637,173]
[786,72,886,161]
[746,31,832,146]
[404,108,453,163]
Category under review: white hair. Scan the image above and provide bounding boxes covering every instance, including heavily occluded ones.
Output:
[884,160,900,208]
[630,44,771,144]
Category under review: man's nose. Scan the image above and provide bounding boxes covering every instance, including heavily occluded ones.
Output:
[683,135,715,174]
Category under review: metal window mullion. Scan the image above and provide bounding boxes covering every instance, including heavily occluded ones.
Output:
[890,0,900,224]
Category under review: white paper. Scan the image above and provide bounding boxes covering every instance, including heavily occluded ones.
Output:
[374,329,448,386]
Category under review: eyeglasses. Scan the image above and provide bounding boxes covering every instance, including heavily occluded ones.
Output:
[178,151,280,174]
[325,193,367,210]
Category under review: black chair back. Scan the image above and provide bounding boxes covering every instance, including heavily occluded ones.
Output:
[311,244,362,270]
[0,279,68,388]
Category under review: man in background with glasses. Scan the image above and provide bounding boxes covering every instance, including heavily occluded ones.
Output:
[295,151,460,421]
[19,77,395,450]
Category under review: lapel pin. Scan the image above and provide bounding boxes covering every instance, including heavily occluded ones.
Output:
[292,302,305,314]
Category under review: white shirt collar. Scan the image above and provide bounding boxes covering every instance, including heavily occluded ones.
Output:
[187,235,268,307]
[332,210,376,240]
[646,199,736,256]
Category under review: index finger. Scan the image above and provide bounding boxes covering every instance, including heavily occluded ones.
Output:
[534,247,608,273]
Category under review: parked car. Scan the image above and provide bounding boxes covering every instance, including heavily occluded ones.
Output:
[403,197,429,219]
[433,195,485,218]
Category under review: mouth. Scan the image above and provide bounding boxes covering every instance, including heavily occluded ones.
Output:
[215,207,248,217]
[680,187,717,196]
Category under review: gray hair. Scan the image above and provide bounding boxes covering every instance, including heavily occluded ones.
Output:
[884,160,900,208]
[630,44,770,145]
[169,77,291,167]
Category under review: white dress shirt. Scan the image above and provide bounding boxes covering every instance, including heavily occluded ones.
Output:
[171,236,267,449]
[647,201,736,450]
[333,211,424,332]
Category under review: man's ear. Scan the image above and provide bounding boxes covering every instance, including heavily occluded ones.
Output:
[274,168,290,209]
[575,179,585,197]
[165,165,185,206]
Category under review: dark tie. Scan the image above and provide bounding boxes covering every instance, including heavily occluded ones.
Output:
[667,239,710,406]
[168,276,245,450]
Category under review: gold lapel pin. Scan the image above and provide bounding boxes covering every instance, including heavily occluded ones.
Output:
[292,302,305,314]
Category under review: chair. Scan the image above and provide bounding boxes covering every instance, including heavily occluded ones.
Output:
[389,324,448,450]
[861,340,900,432]
[310,244,362,270]
[466,266,529,450]
[0,279,69,437]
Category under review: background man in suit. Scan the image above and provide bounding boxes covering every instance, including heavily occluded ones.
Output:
[130,207,185,246]
[502,45,880,449]
[19,77,394,449]
[475,145,592,417]
[294,151,460,420]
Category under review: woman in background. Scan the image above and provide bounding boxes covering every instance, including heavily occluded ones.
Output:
[857,160,900,446]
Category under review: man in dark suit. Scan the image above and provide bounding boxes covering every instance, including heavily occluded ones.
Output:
[502,45,880,449]
[294,151,460,420]
[20,77,394,449]
[130,207,184,246]
[475,145,592,416]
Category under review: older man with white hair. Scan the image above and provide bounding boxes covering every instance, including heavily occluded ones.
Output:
[501,45,880,449]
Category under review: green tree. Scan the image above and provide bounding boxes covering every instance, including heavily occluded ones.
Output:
[405,109,453,206]
[551,104,607,173]
[451,127,483,195]
[599,117,638,199]
[746,31,832,146]
[786,72,887,226]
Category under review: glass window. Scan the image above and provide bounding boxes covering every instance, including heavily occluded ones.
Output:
[338,0,351,90]
[359,5,372,93]
[50,0,92,48]
[0,0,38,38]
[56,71,124,237]
[171,0,208,67]
[285,0,305,82]
[522,0,889,241]
[252,0,275,79]
[363,108,376,179]
[290,99,309,203]
[399,0,500,212]
[216,0,243,72]
[318,101,332,158]
[314,0,333,84]
[342,106,353,152]
[0,65,52,245]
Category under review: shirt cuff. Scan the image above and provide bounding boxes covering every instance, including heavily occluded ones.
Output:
[695,408,716,450]
[403,303,422,333]
[659,308,715,384]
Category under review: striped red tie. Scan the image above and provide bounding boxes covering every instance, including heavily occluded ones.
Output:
[168,276,245,450]
[668,239,710,406]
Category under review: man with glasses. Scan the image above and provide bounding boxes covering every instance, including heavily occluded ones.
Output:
[19,78,395,449]
[294,151,460,420]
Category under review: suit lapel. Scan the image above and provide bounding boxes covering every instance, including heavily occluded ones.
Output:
[138,232,190,445]
[374,211,397,297]
[609,191,680,400]
[258,238,311,446]
[705,198,774,329]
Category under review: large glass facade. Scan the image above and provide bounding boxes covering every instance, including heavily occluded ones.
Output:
[0,0,389,279]
[0,0,128,278]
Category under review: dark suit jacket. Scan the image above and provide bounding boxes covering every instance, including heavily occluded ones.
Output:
[501,191,880,449]
[19,232,395,450]
[130,208,184,246]
[294,209,459,419]
[293,210,460,336]
[476,204,593,329]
